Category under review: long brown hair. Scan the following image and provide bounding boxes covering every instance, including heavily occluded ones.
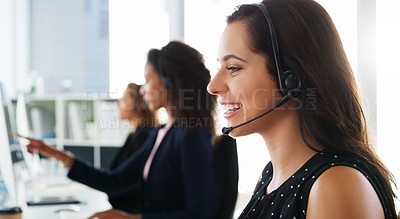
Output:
[227,0,397,217]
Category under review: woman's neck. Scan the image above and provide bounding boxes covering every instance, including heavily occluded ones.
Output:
[259,110,318,194]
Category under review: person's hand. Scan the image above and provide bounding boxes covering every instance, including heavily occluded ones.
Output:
[18,134,58,158]
[88,209,142,219]
[18,134,74,169]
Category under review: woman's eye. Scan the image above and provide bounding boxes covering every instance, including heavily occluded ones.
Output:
[226,65,242,74]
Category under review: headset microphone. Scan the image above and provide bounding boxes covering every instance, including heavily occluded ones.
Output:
[222,91,293,135]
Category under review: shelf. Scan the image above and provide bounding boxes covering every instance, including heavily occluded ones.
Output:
[24,95,129,143]
[22,94,131,167]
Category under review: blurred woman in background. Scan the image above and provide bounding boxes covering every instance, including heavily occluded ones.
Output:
[108,82,155,213]
[26,41,217,219]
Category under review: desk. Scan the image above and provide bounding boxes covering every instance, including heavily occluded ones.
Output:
[22,177,111,219]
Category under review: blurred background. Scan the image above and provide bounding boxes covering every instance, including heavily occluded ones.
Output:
[0,0,399,216]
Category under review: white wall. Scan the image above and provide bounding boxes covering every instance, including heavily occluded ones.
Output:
[376,0,400,208]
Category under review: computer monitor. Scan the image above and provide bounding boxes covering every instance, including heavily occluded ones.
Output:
[0,83,29,206]
[0,84,17,205]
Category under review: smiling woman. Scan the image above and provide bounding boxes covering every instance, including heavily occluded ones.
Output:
[185,0,362,201]
[207,0,397,218]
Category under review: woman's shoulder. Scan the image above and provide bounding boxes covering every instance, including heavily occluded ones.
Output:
[166,126,212,150]
[304,151,386,219]
[307,165,384,219]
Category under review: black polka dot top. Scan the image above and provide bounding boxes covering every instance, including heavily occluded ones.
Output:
[238,150,394,219]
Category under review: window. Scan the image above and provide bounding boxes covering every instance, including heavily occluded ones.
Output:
[108,0,169,98]
[376,0,400,206]
[31,0,109,93]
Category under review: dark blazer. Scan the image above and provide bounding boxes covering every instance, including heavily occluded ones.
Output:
[68,125,214,219]
[108,126,153,213]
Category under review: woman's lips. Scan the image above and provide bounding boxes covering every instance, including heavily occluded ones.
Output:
[221,103,242,119]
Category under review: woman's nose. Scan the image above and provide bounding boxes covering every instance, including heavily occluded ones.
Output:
[207,70,227,96]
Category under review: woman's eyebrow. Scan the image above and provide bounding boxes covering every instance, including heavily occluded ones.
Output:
[218,54,248,63]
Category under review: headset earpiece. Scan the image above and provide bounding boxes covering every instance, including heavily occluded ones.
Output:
[282,70,300,97]
[283,71,297,90]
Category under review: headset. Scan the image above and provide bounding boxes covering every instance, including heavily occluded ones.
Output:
[222,2,301,135]
[157,52,173,89]
[254,2,300,97]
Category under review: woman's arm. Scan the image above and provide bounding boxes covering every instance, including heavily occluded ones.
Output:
[307,166,384,219]
[22,133,154,196]
[66,140,152,196]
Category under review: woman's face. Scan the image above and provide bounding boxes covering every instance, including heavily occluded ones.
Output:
[207,21,281,137]
[117,88,136,120]
[140,62,166,112]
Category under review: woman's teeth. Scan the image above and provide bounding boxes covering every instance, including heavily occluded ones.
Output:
[223,104,241,111]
